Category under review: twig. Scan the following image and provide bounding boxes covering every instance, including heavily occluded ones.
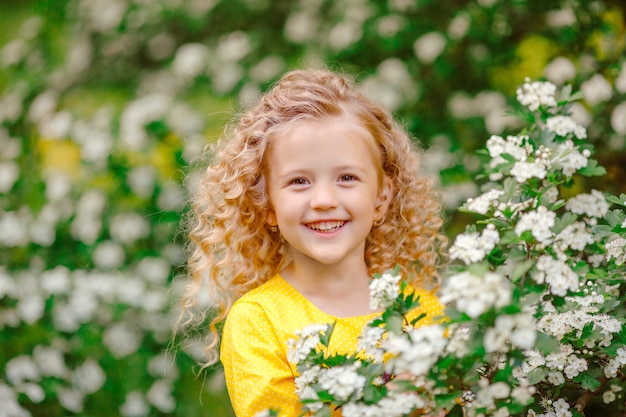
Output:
[573,376,608,415]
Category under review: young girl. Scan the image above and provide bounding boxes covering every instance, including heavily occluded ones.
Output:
[180,69,447,417]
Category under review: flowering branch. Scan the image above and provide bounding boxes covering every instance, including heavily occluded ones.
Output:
[284,79,626,417]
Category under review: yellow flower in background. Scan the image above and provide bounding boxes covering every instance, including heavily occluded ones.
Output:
[122,133,183,182]
[151,133,183,182]
[490,35,555,95]
[589,7,625,62]
[37,138,81,178]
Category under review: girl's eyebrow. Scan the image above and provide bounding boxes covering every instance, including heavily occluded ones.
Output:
[278,165,368,177]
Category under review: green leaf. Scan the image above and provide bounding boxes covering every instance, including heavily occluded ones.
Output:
[362,384,387,404]
[382,311,404,334]
[435,392,462,410]
[605,209,625,228]
[526,368,547,384]
[573,370,603,391]
[606,194,626,208]
[579,159,607,177]
[410,313,427,326]
[534,331,561,355]
[508,259,535,282]
[319,323,336,347]
[552,212,578,235]
[313,404,332,417]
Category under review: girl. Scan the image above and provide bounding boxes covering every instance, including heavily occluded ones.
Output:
[180,69,447,416]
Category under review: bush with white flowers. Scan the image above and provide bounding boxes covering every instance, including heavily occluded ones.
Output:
[288,80,626,417]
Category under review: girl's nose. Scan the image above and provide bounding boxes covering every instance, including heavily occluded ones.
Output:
[310,183,338,210]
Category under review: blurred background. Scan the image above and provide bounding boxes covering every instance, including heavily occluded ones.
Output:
[0,0,624,415]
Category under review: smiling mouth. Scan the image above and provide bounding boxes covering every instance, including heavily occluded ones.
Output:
[306,221,345,232]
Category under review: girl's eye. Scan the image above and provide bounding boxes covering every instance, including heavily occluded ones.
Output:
[290,178,308,185]
[339,174,356,182]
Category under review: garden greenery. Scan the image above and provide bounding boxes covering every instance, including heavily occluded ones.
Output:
[0,0,625,416]
[286,80,626,417]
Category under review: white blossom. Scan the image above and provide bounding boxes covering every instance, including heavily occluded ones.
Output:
[119,391,149,417]
[532,255,579,296]
[342,391,426,417]
[511,160,548,183]
[473,379,511,410]
[41,266,71,295]
[0,161,19,192]
[294,365,322,398]
[368,271,401,310]
[172,43,208,79]
[93,241,125,270]
[465,188,504,215]
[544,57,576,85]
[563,354,588,379]
[603,390,617,404]
[515,206,556,244]
[581,74,612,106]
[146,379,175,412]
[127,165,157,198]
[450,224,500,264]
[103,323,143,358]
[516,78,557,111]
[0,210,31,247]
[357,325,385,362]
[109,213,151,244]
[554,222,593,252]
[546,115,587,139]
[6,356,41,385]
[606,237,626,265]
[32,345,67,378]
[611,102,626,134]
[287,324,328,364]
[318,363,365,401]
[384,324,447,376]
[565,190,609,218]
[74,359,106,394]
[284,11,320,44]
[17,294,45,324]
[487,134,532,163]
[604,347,626,378]
[57,387,84,413]
[440,271,511,318]
[413,32,446,64]
[511,380,536,404]
[215,31,251,62]
[551,140,589,176]
[484,314,536,352]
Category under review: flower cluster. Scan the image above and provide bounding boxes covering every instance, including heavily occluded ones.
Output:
[285,80,626,417]
[286,271,442,417]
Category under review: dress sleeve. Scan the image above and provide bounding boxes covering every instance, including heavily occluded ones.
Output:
[221,300,302,417]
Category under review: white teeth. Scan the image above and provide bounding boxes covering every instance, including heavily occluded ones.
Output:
[308,221,344,231]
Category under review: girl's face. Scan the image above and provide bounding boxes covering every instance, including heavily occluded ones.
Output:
[265,115,392,271]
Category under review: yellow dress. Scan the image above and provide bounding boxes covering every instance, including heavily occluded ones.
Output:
[220,274,444,417]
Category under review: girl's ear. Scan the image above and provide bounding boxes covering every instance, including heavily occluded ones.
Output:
[266,210,277,227]
[376,175,394,217]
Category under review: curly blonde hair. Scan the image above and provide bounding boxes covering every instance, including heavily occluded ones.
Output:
[179,69,446,366]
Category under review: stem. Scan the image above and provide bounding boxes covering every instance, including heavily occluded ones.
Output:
[573,375,608,415]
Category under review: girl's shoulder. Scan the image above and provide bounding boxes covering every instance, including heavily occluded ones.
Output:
[228,274,301,321]
[234,274,286,305]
